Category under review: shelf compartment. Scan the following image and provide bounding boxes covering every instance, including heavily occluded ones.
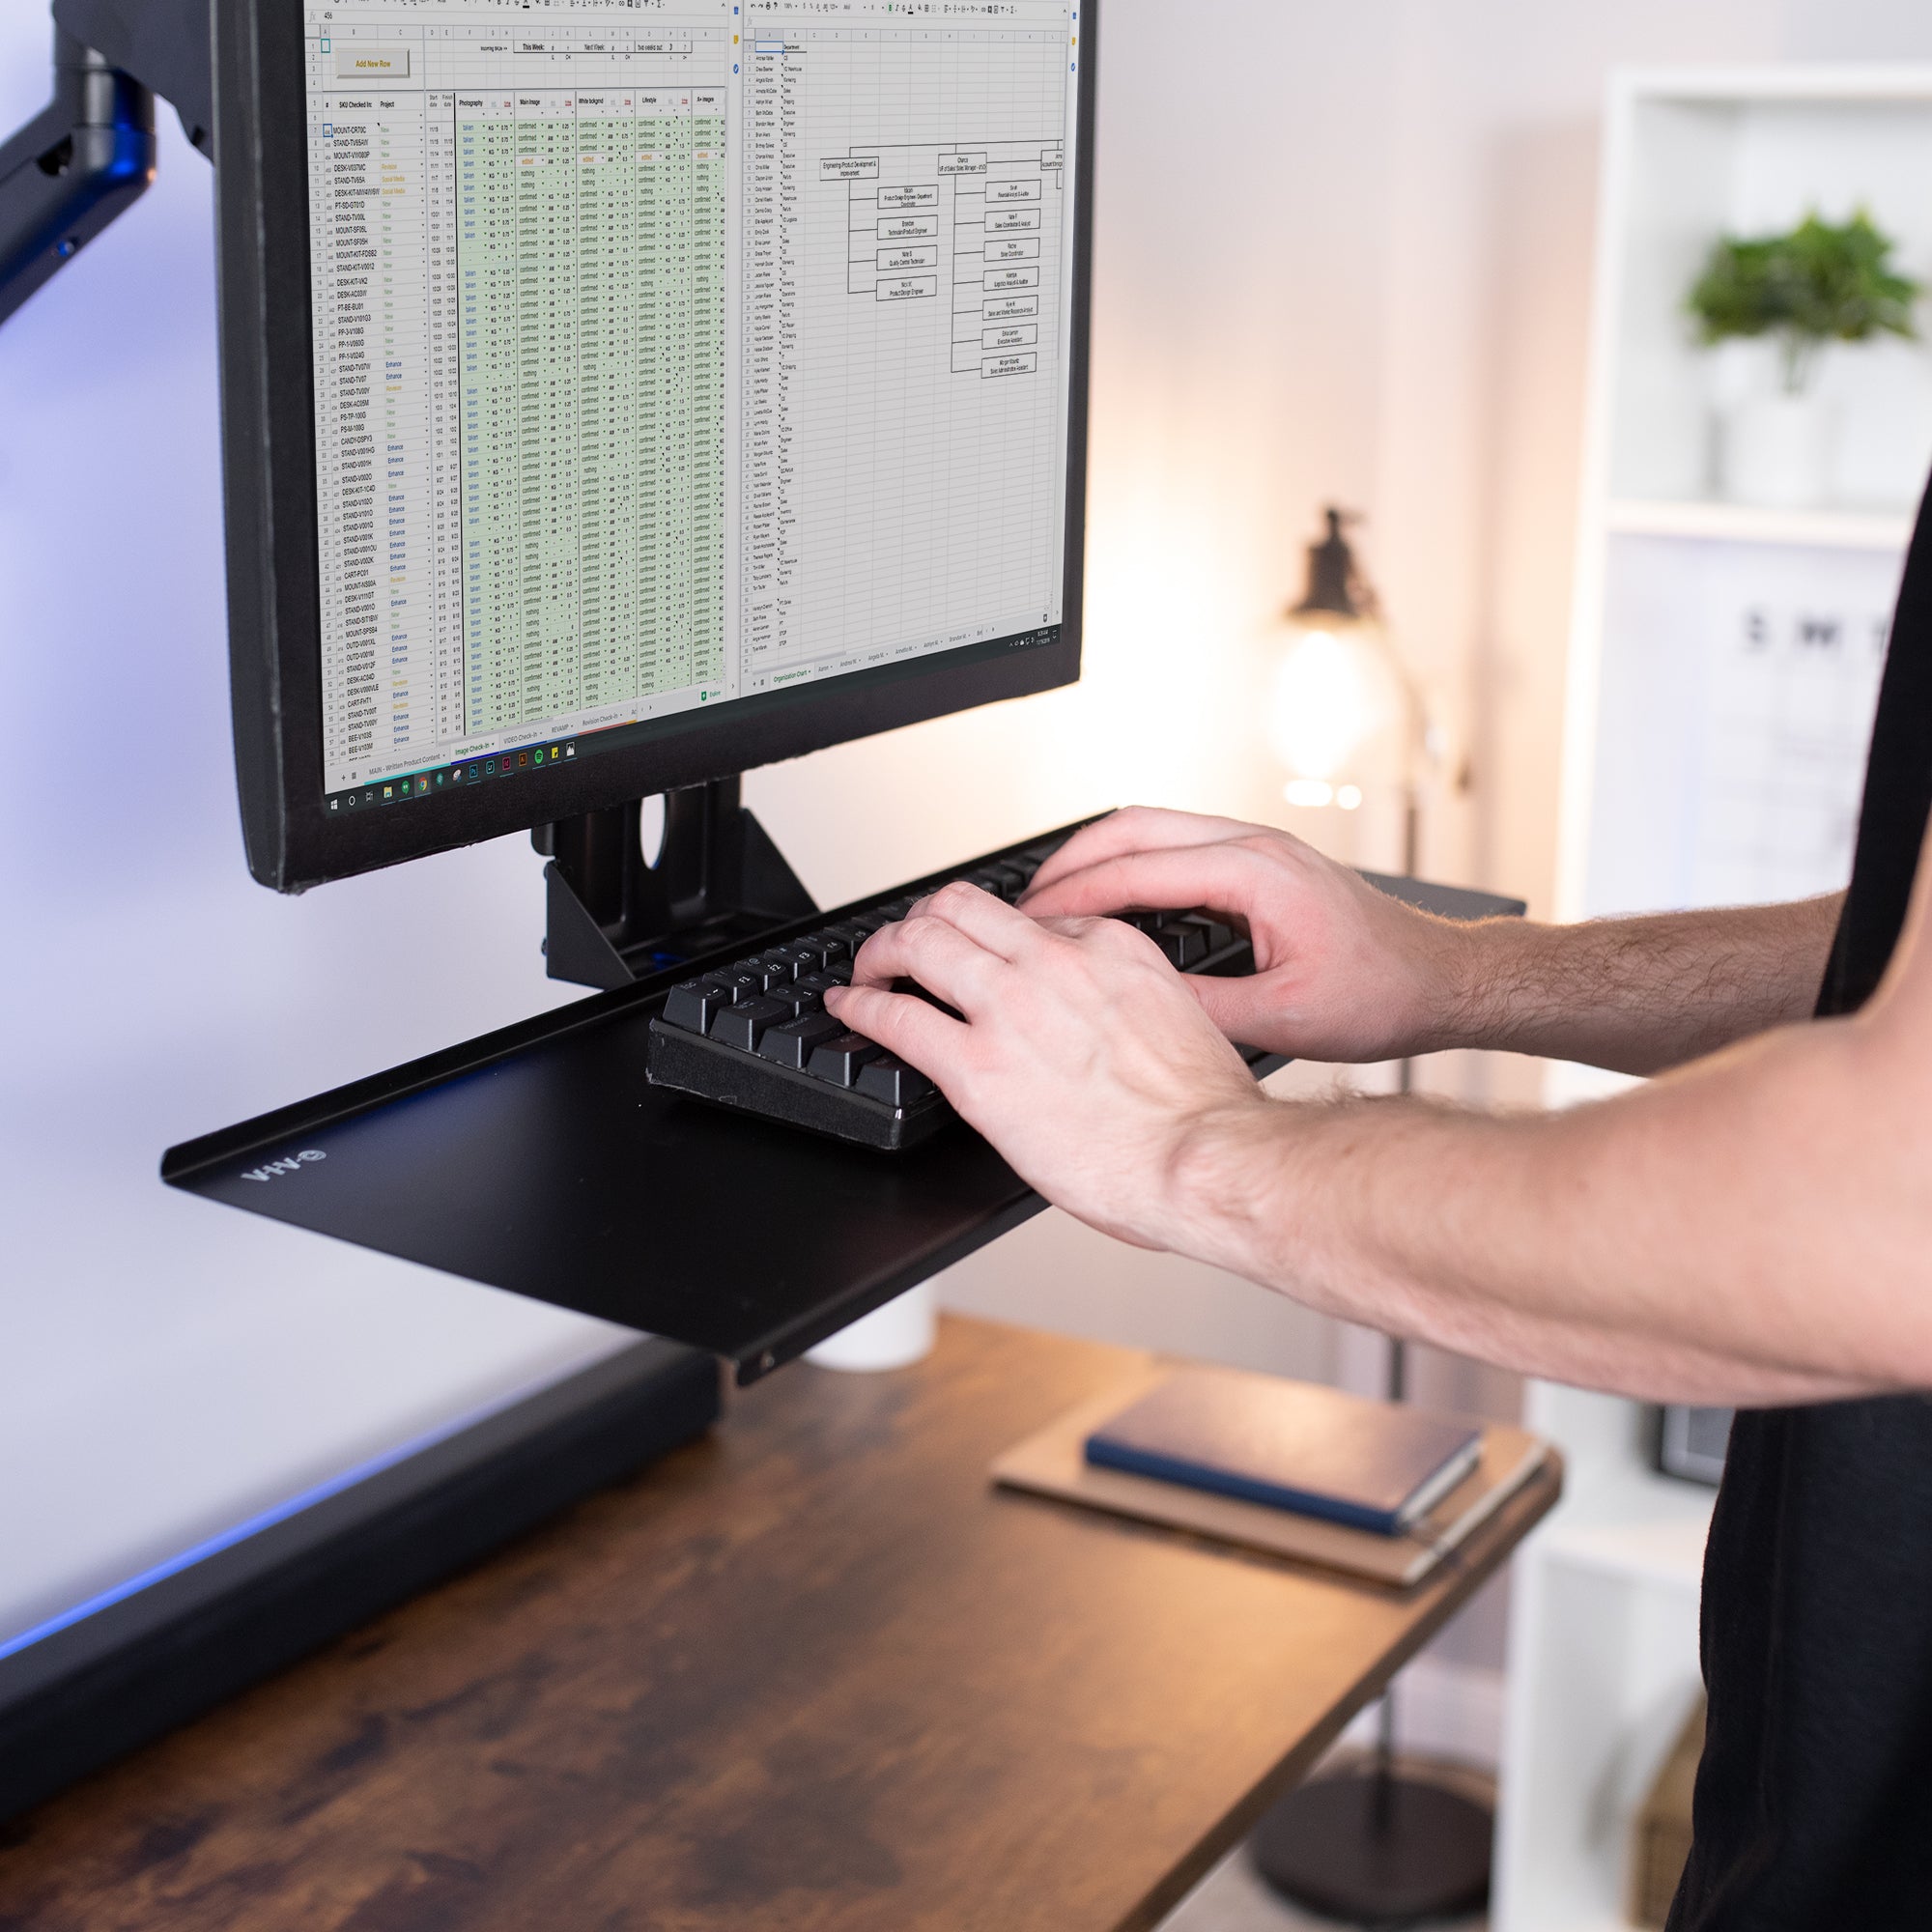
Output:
[1605,497,1914,551]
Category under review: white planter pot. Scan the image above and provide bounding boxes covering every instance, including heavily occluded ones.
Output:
[1718,392,1836,509]
[804,1280,937,1372]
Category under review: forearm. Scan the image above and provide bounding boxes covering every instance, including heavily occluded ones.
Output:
[1434,894,1844,1074]
[1162,1012,1921,1406]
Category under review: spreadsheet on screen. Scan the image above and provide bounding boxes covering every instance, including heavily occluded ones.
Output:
[303,0,1082,802]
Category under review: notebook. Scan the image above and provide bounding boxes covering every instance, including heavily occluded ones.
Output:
[993,1366,1550,1589]
[1084,1370,1482,1537]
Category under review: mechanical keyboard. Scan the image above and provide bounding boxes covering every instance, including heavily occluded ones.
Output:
[645,821,1264,1152]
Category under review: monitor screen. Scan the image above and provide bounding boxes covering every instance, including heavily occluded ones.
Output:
[215,0,1093,888]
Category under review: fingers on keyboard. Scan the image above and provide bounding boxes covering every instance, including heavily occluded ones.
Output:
[670,881,1237,1051]
[651,836,1249,1148]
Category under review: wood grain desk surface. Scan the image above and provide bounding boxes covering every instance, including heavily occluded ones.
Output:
[0,1316,1560,1932]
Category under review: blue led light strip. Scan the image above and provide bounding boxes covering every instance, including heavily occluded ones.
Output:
[0,1361,601,1666]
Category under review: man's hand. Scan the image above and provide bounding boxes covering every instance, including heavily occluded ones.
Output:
[814,810,1917,1403]
[1018,807,1480,1063]
[1019,808,1842,1075]
[823,881,1264,1249]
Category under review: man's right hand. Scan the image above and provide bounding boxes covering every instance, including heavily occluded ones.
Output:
[1019,807,1488,1064]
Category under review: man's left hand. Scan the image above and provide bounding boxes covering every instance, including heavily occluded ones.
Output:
[824,882,1264,1249]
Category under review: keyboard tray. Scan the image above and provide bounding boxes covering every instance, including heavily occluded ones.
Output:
[161,835,1523,1383]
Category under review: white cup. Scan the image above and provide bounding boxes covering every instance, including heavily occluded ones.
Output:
[805,1282,937,1372]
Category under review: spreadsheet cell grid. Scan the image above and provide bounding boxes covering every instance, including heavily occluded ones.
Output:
[305,1,1078,794]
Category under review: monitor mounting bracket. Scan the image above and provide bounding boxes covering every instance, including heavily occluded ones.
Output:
[533,779,818,992]
[0,0,212,328]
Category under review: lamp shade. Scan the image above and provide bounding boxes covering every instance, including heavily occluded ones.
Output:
[1269,508,1419,808]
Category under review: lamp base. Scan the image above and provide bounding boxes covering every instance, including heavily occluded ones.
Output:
[1249,1767,1492,1927]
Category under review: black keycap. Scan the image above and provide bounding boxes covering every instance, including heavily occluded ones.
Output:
[1180,913,1236,953]
[848,911,892,937]
[709,996,787,1052]
[772,944,819,978]
[796,971,837,998]
[856,1057,936,1107]
[874,896,918,921]
[1154,922,1208,968]
[822,959,854,986]
[756,1012,843,1069]
[663,980,729,1035]
[821,922,870,952]
[717,970,764,1005]
[744,953,795,991]
[980,863,1029,898]
[769,983,825,1020]
[808,1032,885,1087]
[786,939,833,973]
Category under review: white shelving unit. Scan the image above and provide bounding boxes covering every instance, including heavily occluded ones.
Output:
[1495,1386,1711,1932]
[1603,496,1913,551]
[1555,65,1932,934]
[1495,66,1932,1932]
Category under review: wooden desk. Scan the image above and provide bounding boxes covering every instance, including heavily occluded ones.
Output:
[0,1317,1559,1932]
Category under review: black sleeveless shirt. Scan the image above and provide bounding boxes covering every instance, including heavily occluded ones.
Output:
[1668,490,1932,1927]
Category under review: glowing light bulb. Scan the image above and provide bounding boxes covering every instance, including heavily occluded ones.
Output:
[1266,617,1408,787]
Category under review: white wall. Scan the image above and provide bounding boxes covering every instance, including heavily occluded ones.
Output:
[0,13,631,1651]
[8,0,1932,1670]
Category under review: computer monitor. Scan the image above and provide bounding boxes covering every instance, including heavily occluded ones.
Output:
[214,0,1094,892]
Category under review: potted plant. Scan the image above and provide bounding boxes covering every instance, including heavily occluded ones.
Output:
[1687,210,1921,509]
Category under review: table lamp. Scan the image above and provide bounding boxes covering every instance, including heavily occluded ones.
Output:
[1248,508,1493,1926]
[1266,505,1422,861]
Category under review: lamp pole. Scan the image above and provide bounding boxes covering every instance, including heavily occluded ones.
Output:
[1250,513,1492,1926]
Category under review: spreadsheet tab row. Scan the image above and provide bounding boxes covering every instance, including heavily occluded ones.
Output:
[303,0,1080,797]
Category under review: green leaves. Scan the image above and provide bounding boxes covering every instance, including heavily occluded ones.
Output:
[1686,210,1923,393]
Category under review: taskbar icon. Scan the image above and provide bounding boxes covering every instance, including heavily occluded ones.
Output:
[326,737,578,813]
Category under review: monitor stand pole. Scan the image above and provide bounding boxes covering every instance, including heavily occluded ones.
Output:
[534,775,817,991]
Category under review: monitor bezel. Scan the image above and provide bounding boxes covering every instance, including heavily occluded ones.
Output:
[213,0,1097,893]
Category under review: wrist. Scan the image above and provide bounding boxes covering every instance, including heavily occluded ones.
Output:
[1429,915,1542,1055]
[1159,1094,1291,1279]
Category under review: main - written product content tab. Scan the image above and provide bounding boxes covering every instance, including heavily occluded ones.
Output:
[304,0,1079,800]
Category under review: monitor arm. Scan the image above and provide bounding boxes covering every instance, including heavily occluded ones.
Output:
[0,0,213,328]
[0,3,810,986]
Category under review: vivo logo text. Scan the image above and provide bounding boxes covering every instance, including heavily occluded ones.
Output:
[240,1150,327,1183]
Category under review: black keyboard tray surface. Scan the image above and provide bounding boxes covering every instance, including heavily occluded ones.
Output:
[162,822,1523,1383]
